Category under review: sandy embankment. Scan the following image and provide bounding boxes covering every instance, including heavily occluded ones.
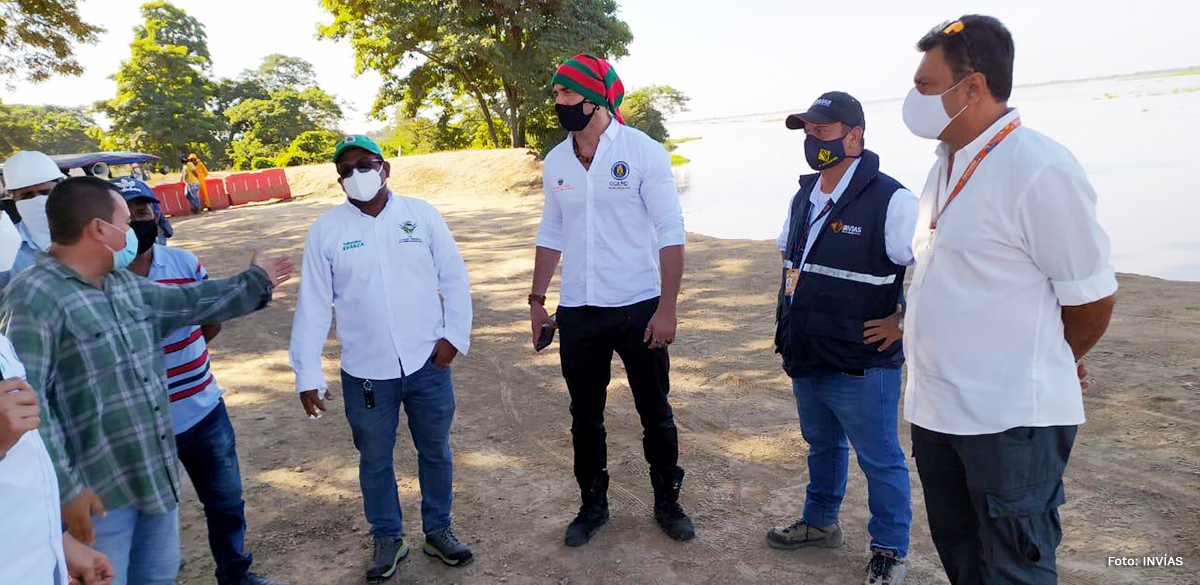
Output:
[167,149,1199,584]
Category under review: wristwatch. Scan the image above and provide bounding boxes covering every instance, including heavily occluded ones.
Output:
[528,293,547,306]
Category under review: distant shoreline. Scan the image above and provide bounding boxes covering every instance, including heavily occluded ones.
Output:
[671,65,1200,125]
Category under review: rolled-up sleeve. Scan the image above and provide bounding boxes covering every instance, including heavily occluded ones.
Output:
[641,144,685,249]
[288,223,334,392]
[535,171,564,251]
[427,206,472,355]
[1018,160,1118,306]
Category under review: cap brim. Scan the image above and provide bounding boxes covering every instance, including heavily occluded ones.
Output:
[785,111,837,130]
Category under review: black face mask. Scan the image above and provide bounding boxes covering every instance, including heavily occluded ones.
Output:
[131,219,158,255]
[804,133,856,171]
[555,100,597,132]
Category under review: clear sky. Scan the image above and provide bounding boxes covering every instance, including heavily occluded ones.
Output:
[2,0,1196,129]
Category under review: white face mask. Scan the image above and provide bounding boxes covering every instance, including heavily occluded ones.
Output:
[0,212,21,272]
[902,80,968,140]
[15,195,51,251]
[343,168,383,202]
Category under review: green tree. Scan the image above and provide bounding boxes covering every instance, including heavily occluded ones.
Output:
[255,54,319,92]
[0,103,101,154]
[319,0,633,148]
[623,85,690,144]
[0,0,103,85]
[98,2,223,164]
[224,86,342,169]
[275,129,342,167]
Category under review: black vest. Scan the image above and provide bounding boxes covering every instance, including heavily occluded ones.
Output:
[774,150,906,377]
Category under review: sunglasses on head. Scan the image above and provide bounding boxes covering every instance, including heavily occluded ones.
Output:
[336,158,384,179]
[940,20,980,74]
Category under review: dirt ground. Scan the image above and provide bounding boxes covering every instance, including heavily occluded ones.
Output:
[167,149,1199,584]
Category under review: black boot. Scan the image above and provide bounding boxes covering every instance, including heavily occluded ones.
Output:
[564,472,610,547]
[650,468,695,541]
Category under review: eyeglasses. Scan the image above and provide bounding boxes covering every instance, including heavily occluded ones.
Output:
[336,158,384,179]
[940,20,980,74]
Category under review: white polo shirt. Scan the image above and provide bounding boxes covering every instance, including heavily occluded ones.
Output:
[775,158,919,267]
[0,334,68,585]
[289,192,472,390]
[537,120,686,308]
[903,109,1118,435]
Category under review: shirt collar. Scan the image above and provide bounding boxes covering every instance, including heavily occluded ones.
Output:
[572,117,620,144]
[809,158,862,205]
[937,107,1021,161]
[344,190,394,218]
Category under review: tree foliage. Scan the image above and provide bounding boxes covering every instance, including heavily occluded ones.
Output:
[0,103,101,155]
[98,2,223,164]
[623,85,690,144]
[319,0,632,149]
[0,0,103,85]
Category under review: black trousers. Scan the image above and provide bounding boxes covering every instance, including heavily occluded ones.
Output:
[558,297,679,482]
[912,423,1078,585]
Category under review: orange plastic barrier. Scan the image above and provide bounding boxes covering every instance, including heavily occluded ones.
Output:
[205,178,230,210]
[225,172,262,206]
[257,168,292,202]
[152,183,191,217]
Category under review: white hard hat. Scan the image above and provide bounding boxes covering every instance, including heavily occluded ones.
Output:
[2,150,65,191]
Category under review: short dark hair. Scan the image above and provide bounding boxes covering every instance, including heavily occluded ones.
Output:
[917,15,1014,101]
[46,176,119,245]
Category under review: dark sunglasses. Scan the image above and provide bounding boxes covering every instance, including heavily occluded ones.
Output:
[336,158,384,179]
[20,188,54,198]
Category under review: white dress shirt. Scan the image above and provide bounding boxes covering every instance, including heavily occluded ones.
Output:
[0,334,68,585]
[775,158,919,267]
[903,109,1118,435]
[537,120,686,308]
[289,192,472,391]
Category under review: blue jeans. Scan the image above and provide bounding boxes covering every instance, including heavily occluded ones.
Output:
[342,358,456,538]
[792,367,911,557]
[185,183,201,213]
[91,507,180,585]
[176,400,253,585]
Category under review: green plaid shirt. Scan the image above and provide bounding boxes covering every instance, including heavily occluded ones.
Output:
[0,254,274,513]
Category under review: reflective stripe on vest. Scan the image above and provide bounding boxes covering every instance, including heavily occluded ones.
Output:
[801,263,897,286]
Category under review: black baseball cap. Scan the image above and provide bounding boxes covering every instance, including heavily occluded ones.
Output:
[785,91,865,131]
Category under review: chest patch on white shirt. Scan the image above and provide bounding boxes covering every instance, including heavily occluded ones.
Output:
[399,221,422,243]
[609,160,631,190]
[342,239,365,251]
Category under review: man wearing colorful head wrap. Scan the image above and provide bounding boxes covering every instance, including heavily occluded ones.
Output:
[530,53,694,547]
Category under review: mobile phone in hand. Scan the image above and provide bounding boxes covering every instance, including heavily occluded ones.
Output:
[535,313,558,352]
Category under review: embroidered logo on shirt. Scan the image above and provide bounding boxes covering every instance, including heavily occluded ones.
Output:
[829,220,863,236]
[553,178,574,193]
[400,221,417,235]
[611,161,629,180]
[342,239,365,251]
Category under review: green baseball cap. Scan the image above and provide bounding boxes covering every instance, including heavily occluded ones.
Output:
[333,134,384,162]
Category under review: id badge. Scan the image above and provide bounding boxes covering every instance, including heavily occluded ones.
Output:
[784,269,799,297]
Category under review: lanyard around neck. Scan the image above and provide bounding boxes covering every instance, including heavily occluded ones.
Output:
[931,117,1021,230]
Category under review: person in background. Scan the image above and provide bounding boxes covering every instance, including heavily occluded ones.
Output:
[767,92,917,585]
[130,164,148,182]
[0,212,116,585]
[1,176,293,585]
[1,150,65,277]
[188,154,210,210]
[901,15,1117,584]
[289,134,474,581]
[115,177,280,585]
[180,155,202,214]
[532,53,694,547]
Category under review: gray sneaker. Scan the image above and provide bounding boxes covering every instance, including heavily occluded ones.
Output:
[423,527,474,567]
[865,548,906,584]
[366,537,409,581]
[766,520,844,549]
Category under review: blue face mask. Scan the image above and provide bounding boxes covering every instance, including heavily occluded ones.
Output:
[102,220,139,271]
